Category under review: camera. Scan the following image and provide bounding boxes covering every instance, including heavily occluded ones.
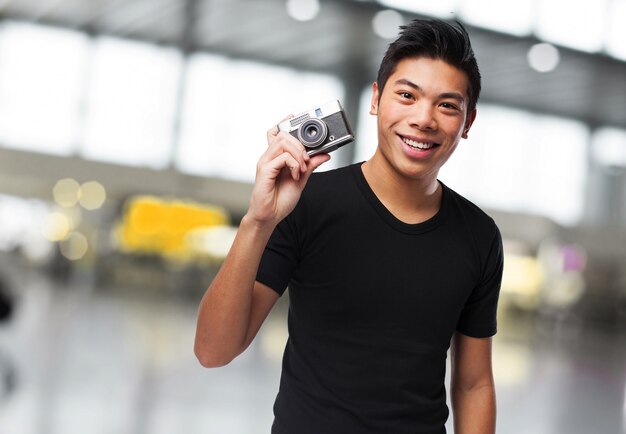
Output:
[277,100,355,156]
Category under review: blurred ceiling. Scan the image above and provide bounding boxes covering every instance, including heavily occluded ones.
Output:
[0,0,625,131]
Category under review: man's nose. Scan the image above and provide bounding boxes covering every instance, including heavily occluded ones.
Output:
[409,102,436,131]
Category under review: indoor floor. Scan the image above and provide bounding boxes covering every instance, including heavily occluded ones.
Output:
[0,258,625,434]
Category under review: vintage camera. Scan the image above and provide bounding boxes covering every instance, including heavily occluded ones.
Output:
[277,100,355,156]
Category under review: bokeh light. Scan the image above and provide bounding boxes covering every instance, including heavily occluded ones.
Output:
[53,178,81,208]
[41,211,72,241]
[527,42,560,72]
[79,181,106,210]
[286,0,320,21]
[59,231,89,260]
[372,9,404,39]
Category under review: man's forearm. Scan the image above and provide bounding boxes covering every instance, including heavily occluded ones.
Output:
[194,215,275,367]
[452,383,496,434]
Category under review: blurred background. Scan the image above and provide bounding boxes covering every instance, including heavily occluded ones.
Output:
[0,0,625,433]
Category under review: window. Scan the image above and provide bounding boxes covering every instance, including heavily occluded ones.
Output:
[81,37,182,168]
[606,0,626,60]
[354,85,378,163]
[460,0,533,36]
[0,22,88,155]
[535,0,607,53]
[175,54,344,182]
[440,105,588,226]
[592,127,626,168]
[378,0,458,18]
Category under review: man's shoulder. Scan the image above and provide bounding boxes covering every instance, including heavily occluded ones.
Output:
[443,183,499,235]
[293,163,363,221]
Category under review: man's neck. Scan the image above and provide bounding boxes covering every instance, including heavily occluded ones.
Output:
[361,156,442,225]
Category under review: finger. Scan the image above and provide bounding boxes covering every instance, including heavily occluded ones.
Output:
[301,153,331,182]
[261,152,302,182]
[266,114,293,144]
[278,153,303,181]
[308,153,331,172]
[266,124,280,144]
[263,132,308,171]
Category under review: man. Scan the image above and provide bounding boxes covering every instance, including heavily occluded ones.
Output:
[195,18,503,434]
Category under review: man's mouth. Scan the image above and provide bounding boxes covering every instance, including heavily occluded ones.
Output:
[400,135,439,150]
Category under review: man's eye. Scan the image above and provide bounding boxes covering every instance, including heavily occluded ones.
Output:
[400,92,413,99]
[441,102,459,110]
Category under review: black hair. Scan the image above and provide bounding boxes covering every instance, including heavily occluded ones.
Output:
[376,18,481,114]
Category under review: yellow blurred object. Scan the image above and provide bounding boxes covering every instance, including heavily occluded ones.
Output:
[116,196,230,260]
[501,254,544,310]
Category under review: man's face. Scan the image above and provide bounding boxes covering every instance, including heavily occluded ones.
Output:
[370,56,476,182]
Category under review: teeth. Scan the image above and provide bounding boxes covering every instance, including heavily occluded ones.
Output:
[403,137,435,150]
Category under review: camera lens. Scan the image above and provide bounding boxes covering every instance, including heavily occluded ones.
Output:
[297,118,328,148]
[305,125,319,138]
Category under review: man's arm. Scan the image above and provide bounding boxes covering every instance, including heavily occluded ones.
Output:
[194,218,279,368]
[450,332,496,434]
[194,122,330,368]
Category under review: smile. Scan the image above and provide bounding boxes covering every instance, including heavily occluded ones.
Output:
[400,136,439,150]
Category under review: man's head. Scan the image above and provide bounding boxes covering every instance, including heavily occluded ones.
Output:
[376,19,481,115]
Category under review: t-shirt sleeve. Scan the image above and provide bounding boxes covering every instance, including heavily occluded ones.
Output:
[456,224,504,338]
[256,211,300,296]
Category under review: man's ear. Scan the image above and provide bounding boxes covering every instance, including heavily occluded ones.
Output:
[462,109,477,139]
[370,82,379,115]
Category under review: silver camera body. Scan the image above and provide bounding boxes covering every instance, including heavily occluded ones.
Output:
[277,100,355,156]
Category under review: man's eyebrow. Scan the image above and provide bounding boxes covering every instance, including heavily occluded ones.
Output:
[393,78,466,104]
[439,92,466,104]
[394,78,420,90]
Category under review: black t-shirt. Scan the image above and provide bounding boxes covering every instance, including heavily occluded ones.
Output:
[257,162,503,434]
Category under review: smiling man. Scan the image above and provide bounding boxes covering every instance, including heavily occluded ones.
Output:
[195,19,503,434]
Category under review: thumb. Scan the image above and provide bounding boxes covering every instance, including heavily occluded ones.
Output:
[300,153,330,184]
[307,153,331,173]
